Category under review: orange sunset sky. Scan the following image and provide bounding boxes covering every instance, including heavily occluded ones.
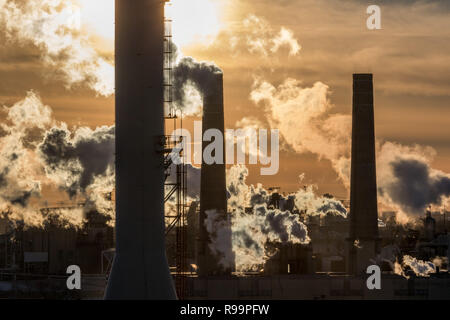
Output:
[1,0,449,202]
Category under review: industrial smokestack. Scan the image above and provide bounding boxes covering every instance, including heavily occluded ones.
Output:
[198,73,234,276]
[105,0,176,299]
[347,74,380,275]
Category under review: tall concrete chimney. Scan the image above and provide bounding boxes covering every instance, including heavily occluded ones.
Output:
[198,73,234,276]
[105,0,176,299]
[347,74,380,275]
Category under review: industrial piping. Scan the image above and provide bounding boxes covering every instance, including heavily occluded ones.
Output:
[105,0,176,299]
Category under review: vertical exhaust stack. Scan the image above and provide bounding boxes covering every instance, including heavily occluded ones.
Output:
[198,73,234,276]
[106,0,176,299]
[347,74,380,275]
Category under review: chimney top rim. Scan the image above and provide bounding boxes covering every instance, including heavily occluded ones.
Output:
[353,73,373,79]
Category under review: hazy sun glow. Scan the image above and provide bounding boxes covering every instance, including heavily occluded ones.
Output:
[77,0,223,48]
[167,0,223,47]
[77,0,115,41]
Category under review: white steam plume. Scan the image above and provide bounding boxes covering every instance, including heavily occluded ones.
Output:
[205,165,349,272]
[294,185,347,218]
[39,125,115,198]
[0,91,53,226]
[374,246,440,278]
[242,15,301,57]
[173,56,222,116]
[377,142,450,218]
[0,91,114,227]
[249,77,450,221]
[0,0,114,96]
[398,255,437,278]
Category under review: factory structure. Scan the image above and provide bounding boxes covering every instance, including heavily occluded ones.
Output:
[198,73,234,276]
[347,74,380,275]
[0,0,449,300]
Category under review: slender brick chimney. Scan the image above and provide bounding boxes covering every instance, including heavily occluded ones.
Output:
[198,73,234,276]
[347,74,380,275]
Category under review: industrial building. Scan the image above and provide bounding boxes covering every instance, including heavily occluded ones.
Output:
[0,207,113,299]
[0,0,448,301]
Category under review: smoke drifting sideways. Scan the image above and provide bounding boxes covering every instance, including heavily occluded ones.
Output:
[242,14,301,58]
[377,142,450,217]
[39,126,114,199]
[375,245,446,278]
[39,125,115,218]
[397,255,439,278]
[250,78,352,187]
[294,185,347,218]
[0,91,115,228]
[204,165,348,272]
[172,55,222,116]
[0,0,114,96]
[249,77,450,222]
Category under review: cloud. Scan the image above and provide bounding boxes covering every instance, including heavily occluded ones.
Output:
[249,76,450,220]
[205,165,312,271]
[205,165,349,272]
[377,142,450,216]
[271,27,301,56]
[241,14,301,57]
[39,125,115,197]
[250,77,352,186]
[294,185,347,218]
[0,91,114,227]
[0,0,114,96]
[173,56,222,116]
[400,255,437,277]
[0,91,52,225]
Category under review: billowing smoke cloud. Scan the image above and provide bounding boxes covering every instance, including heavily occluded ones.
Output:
[225,14,301,57]
[205,205,310,272]
[39,125,115,198]
[250,78,352,186]
[38,124,115,223]
[0,0,114,96]
[377,142,450,216]
[249,77,450,221]
[204,209,235,270]
[170,14,301,116]
[0,91,115,227]
[205,165,349,272]
[398,255,437,278]
[172,56,222,116]
[294,185,347,218]
[375,246,441,278]
[0,91,53,226]
[243,15,301,57]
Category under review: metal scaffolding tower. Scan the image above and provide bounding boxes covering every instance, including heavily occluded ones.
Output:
[163,15,188,300]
